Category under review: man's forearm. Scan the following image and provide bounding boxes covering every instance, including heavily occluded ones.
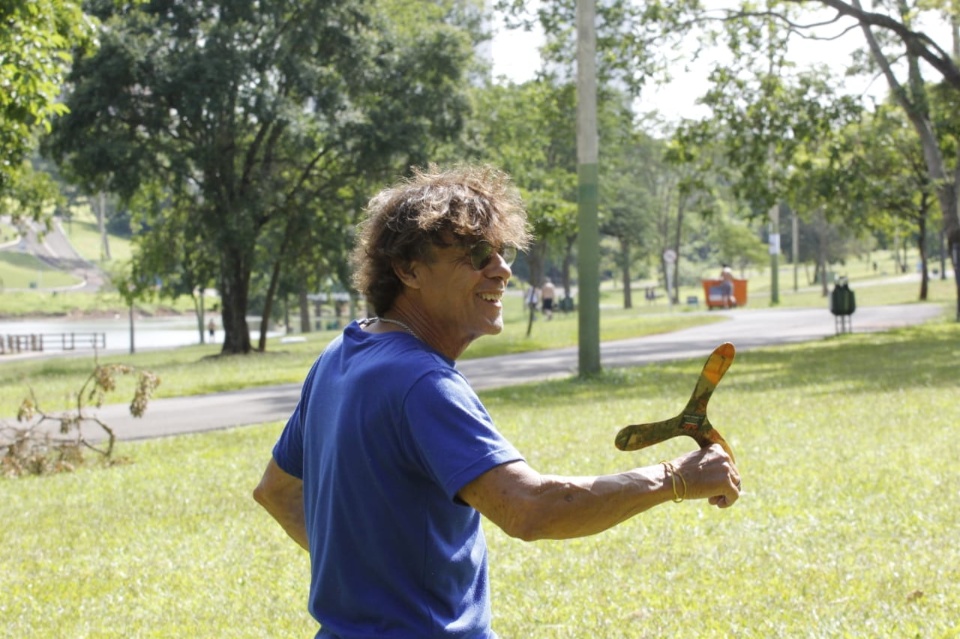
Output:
[264,501,309,551]
[254,458,310,551]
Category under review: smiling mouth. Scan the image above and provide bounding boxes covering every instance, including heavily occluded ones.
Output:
[478,292,503,303]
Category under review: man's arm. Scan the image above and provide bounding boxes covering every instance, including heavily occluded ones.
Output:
[253,458,309,551]
[458,444,739,542]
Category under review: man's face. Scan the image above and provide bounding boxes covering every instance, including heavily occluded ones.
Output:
[412,239,514,352]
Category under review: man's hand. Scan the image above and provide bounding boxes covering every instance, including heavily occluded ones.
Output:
[670,444,741,508]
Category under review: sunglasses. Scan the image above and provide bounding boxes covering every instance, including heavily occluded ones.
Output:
[467,240,518,271]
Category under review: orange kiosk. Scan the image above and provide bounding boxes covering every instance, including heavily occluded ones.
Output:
[701,278,748,309]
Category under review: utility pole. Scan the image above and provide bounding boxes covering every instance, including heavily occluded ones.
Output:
[576,0,600,375]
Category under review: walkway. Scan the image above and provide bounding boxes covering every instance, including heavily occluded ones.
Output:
[78,303,943,442]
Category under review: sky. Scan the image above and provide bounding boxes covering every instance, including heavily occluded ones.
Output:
[489,21,841,123]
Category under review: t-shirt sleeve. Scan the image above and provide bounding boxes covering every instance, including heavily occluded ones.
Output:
[272,361,321,480]
[404,369,523,501]
[272,401,305,479]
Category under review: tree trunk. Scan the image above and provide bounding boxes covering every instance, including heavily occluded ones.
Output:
[195,291,206,344]
[619,237,632,309]
[950,228,960,321]
[128,302,135,354]
[525,240,544,338]
[299,287,311,333]
[918,211,928,301]
[259,257,283,352]
[96,192,111,261]
[673,198,685,305]
[220,249,252,355]
[940,229,948,280]
[562,234,576,302]
[817,211,829,297]
[951,153,960,321]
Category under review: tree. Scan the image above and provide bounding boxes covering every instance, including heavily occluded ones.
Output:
[127,179,219,343]
[829,106,940,299]
[662,10,869,305]
[500,0,960,318]
[470,79,579,328]
[0,0,94,217]
[709,216,769,278]
[49,0,475,353]
[600,122,662,309]
[765,0,960,316]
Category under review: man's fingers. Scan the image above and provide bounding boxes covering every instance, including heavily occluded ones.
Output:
[709,488,738,508]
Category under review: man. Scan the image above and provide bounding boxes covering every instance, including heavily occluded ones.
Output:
[253,165,741,638]
[540,277,556,319]
[720,264,736,308]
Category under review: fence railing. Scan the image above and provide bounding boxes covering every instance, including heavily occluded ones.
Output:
[0,333,107,355]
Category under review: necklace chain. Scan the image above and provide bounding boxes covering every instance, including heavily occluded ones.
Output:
[375,316,421,341]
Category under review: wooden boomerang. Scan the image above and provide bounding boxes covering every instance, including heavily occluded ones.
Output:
[615,342,736,462]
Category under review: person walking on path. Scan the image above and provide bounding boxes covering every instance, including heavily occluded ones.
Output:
[253,164,741,639]
[541,277,556,319]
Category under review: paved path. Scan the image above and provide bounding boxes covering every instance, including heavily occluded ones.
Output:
[69,303,942,443]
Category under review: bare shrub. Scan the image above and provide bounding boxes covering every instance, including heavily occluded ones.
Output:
[1,363,161,477]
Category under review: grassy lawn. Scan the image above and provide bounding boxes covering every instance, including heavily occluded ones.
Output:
[0,297,727,414]
[3,273,954,414]
[0,288,199,318]
[59,207,134,265]
[0,219,20,244]
[0,251,83,290]
[2,320,958,637]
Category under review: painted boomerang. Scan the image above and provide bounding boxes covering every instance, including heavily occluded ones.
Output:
[615,342,736,462]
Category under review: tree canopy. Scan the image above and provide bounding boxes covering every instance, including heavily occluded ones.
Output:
[0,0,94,216]
[49,0,477,353]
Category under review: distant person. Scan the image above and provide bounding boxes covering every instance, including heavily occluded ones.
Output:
[541,278,556,320]
[719,264,735,308]
[207,318,216,342]
[524,282,539,314]
[253,165,741,638]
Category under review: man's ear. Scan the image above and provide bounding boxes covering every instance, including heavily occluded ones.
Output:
[393,260,421,289]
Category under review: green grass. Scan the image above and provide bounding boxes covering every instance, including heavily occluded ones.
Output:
[2,321,958,637]
[0,288,199,319]
[0,251,82,290]
[743,269,957,309]
[0,296,726,414]
[0,220,19,244]
[60,206,133,264]
[0,205,132,294]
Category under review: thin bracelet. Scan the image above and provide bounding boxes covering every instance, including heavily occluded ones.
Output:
[661,461,684,503]
[673,465,688,502]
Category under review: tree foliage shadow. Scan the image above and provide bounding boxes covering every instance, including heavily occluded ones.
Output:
[481,322,959,411]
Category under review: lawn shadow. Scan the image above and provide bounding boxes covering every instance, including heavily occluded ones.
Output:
[481,322,959,410]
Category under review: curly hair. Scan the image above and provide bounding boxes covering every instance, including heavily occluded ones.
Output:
[351,164,531,316]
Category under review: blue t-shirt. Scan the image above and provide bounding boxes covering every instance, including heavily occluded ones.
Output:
[272,321,523,639]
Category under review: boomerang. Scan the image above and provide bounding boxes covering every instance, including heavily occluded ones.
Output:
[615,342,736,461]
